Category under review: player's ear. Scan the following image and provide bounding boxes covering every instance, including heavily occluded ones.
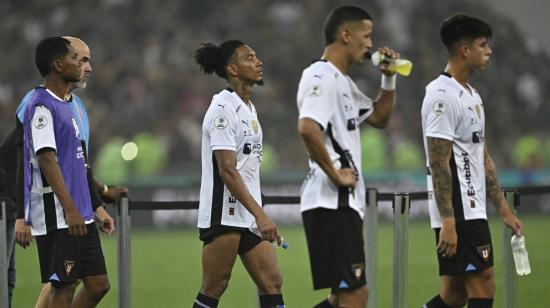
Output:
[459,42,470,58]
[226,63,238,78]
[52,59,64,73]
[339,27,351,45]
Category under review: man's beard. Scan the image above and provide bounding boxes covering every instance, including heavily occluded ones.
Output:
[255,79,264,86]
[76,81,87,89]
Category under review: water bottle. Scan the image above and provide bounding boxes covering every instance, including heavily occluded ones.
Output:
[250,227,289,250]
[511,234,531,276]
[369,50,413,77]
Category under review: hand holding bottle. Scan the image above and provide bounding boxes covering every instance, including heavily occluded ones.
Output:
[250,224,289,250]
[368,49,413,77]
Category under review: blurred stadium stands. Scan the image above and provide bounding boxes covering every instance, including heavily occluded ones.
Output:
[1,0,549,188]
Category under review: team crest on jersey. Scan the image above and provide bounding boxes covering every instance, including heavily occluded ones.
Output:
[214,115,228,130]
[308,85,322,97]
[34,115,48,129]
[475,105,481,119]
[477,245,491,262]
[351,263,364,280]
[252,120,258,134]
[64,260,75,276]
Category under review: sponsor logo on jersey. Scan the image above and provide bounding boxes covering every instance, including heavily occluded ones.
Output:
[243,143,262,156]
[472,130,484,143]
[462,151,475,196]
[76,146,85,160]
[347,118,356,131]
[72,117,80,138]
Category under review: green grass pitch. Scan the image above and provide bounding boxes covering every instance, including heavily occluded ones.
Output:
[12,215,549,307]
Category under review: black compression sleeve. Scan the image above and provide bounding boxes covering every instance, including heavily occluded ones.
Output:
[87,167,103,211]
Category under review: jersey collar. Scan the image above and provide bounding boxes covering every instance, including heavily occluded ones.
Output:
[325,60,346,79]
[45,88,67,103]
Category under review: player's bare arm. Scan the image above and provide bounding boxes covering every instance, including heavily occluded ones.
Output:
[484,144,523,234]
[37,148,87,236]
[95,206,115,235]
[213,149,281,244]
[366,47,399,129]
[427,136,457,257]
[94,177,128,203]
[298,118,357,187]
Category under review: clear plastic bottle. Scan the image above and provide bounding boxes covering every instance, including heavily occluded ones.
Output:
[370,51,413,77]
[511,234,531,276]
[249,227,289,249]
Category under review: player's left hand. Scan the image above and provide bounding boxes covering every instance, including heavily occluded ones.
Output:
[502,210,523,235]
[101,185,129,203]
[95,206,115,235]
[377,46,400,76]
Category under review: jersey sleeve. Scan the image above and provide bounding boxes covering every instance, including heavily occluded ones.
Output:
[298,72,338,130]
[423,95,459,141]
[207,103,237,151]
[31,105,57,153]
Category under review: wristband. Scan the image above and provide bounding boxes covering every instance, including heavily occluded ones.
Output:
[381,74,396,91]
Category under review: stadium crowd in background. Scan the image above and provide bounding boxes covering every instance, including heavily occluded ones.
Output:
[1,0,549,184]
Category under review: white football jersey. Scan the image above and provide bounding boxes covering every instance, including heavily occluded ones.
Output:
[198,88,263,229]
[421,73,487,228]
[297,60,374,218]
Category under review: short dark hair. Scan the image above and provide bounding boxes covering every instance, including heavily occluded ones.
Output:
[440,14,492,53]
[35,37,72,77]
[324,6,372,45]
[194,40,246,79]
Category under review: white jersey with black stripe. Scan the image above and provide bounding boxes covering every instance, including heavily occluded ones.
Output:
[422,73,487,228]
[297,60,374,218]
[198,89,263,229]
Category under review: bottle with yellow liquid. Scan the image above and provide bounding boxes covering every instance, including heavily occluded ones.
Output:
[370,51,413,77]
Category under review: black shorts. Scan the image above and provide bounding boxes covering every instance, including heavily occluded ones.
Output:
[302,207,366,292]
[199,225,262,255]
[435,219,493,276]
[36,223,107,284]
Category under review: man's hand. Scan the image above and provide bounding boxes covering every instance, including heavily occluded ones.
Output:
[65,207,87,236]
[15,218,32,248]
[333,168,358,188]
[377,46,400,76]
[437,218,457,257]
[101,185,129,203]
[95,206,115,235]
[501,209,523,235]
[255,212,281,246]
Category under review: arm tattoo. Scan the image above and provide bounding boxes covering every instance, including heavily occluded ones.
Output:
[484,146,506,211]
[427,137,454,218]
